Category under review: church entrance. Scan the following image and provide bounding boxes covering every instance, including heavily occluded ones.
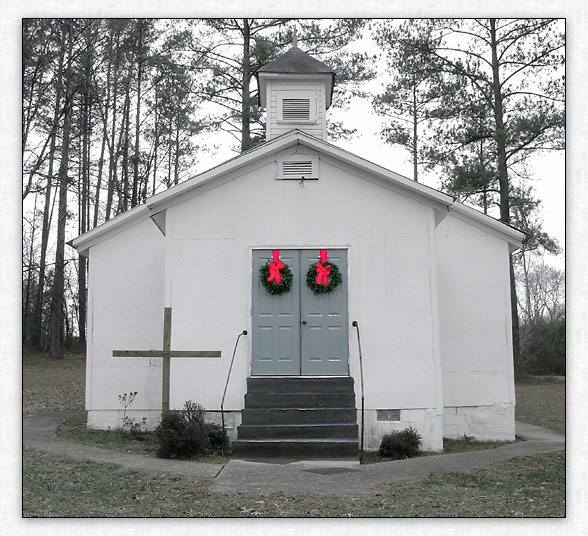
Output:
[251,249,348,376]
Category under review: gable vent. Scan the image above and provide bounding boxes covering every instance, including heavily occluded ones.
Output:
[377,409,401,422]
[282,98,311,121]
[282,160,313,179]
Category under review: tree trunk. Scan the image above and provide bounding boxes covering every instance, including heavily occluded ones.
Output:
[167,115,172,188]
[78,31,92,347]
[94,35,112,228]
[152,90,159,195]
[121,80,131,213]
[489,18,520,365]
[489,20,509,225]
[412,77,418,182]
[240,19,251,152]
[33,149,54,349]
[174,122,180,185]
[105,29,121,222]
[23,196,38,344]
[132,21,144,208]
[521,249,532,324]
[33,27,66,350]
[94,127,107,227]
[49,20,74,359]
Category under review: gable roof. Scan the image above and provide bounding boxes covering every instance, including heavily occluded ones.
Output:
[71,129,524,256]
[256,45,336,108]
[257,45,335,76]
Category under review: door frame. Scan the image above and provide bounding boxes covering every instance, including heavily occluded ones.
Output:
[249,246,350,376]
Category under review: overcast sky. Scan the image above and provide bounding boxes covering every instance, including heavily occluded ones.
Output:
[193,20,566,267]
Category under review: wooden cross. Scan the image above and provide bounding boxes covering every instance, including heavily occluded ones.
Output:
[112,307,221,413]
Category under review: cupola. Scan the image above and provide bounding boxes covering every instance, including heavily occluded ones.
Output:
[256,44,336,141]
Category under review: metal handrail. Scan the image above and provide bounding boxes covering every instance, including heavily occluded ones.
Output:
[221,330,248,440]
[352,320,365,464]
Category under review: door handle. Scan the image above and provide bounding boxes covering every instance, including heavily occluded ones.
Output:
[302,320,307,325]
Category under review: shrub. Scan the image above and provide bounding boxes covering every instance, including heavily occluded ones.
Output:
[122,416,147,440]
[519,318,565,376]
[154,400,227,459]
[204,422,228,454]
[379,427,422,460]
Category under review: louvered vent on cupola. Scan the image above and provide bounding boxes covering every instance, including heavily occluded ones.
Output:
[257,44,335,141]
[282,98,311,121]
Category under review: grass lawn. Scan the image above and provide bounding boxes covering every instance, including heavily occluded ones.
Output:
[22,348,566,517]
[23,447,564,517]
[56,410,160,455]
[514,375,565,434]
[23,347,86,417]
[55,410,229,463]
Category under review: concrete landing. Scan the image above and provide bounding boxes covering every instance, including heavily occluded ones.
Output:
[211,438,565,495]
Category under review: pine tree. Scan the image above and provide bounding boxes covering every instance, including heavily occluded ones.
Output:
[178,19,373,152]
[372,20,449,182]
[48,20,75,359]
[372,19,564,363]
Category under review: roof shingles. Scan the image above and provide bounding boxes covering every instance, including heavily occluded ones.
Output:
[257,45,335,75]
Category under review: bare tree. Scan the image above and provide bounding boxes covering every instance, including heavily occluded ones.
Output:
[48,20,75,359]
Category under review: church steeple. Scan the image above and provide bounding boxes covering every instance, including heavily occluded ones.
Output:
[256,44,336,141]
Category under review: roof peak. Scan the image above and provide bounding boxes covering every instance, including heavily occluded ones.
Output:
[257,44,335,76]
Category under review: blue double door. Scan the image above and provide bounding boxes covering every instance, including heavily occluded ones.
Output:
[252,249,349,376]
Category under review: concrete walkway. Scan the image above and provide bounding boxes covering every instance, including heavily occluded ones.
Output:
[23,412,565,496]
[23,412,222,478]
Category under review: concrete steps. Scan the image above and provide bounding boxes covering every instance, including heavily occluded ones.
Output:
[244,392,356,408]
[237,423,358,440]
[232,376,359,459]
[231,439,358,458]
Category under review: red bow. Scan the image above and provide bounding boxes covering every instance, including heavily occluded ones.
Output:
[267,250,284,285]
[315,262,331,286]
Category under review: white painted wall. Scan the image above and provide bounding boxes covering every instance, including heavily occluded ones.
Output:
[86,217,165,425]
[84,140,516,448]
[266,79,327,140]
[435,211,516,438]
[363,409,444,452]
[442,404,515,441]
[164,147,442,424]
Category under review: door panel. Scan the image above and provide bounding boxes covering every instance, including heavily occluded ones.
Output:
[300,249,348,376]
[252,250,300,375]
[252,249,348,376]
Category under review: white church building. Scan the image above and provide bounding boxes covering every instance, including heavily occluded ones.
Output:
[71,45,523,456]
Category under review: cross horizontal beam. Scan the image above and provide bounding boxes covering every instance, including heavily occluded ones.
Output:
[111,307,223,413]
[112,350,221,358]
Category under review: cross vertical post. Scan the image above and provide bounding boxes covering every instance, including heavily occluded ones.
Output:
[162,307,172,413]
[112,307,221,417]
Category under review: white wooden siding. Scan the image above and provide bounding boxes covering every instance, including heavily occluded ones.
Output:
[266,80,327,141]
[435,214,515,408]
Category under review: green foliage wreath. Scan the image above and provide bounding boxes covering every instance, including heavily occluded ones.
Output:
[259,262,293,295]
[306,261,342,294]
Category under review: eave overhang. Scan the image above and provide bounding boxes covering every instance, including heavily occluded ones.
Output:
[449,202,525,251]
[70,129,523,256]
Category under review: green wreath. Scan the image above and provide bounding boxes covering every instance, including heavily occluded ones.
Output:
[306,260,342,294]
[259,262,293,295]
